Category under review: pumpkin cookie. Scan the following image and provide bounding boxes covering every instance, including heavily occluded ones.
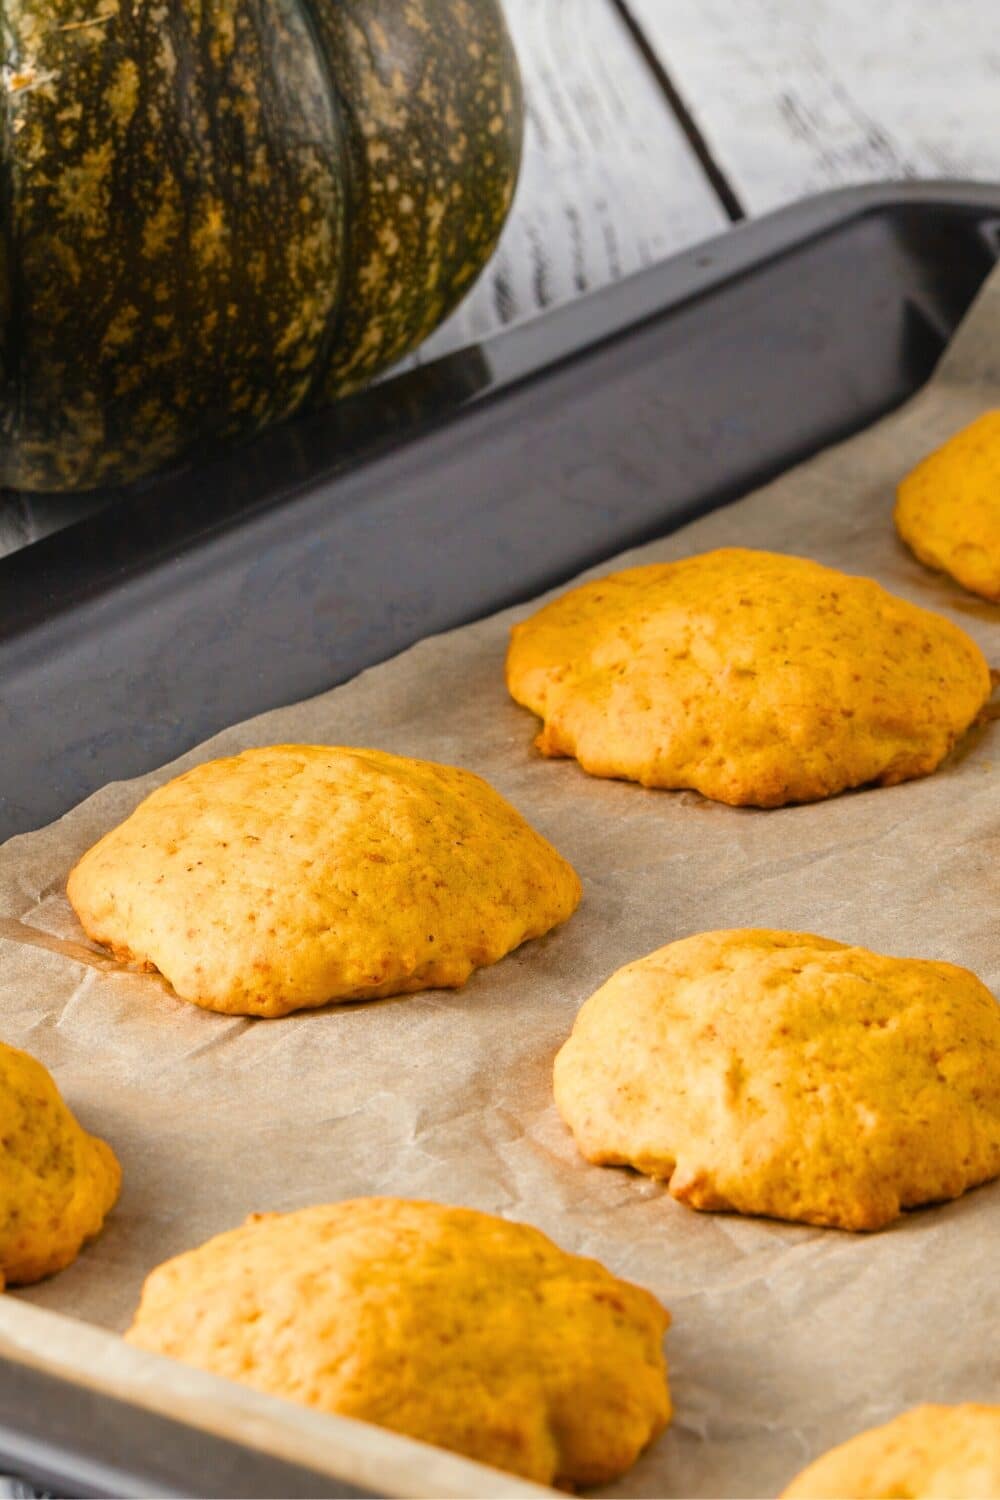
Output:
[782,1404,1000,1498]
[126,1198,671,1487]
[506,548,991,806]
[68,745,580,1018]
[0,1042,119,1285]
[896,411,1000,602]
[553,930,1000,1231]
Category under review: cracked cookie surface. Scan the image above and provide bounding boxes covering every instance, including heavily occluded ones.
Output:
[554,929,1000,1231]
[506,548,991,806]
[68,745,581,1017]
[126,1197,671,1487]
[0,1042,120,1285]
[782,1403,1000,1498]
[896,411,1000,602]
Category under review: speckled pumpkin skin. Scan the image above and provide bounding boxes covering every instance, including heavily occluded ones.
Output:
[0,0,522,490]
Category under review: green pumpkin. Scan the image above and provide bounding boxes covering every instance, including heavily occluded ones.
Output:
[0,0,522,491]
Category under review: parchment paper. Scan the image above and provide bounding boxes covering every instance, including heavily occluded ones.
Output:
[0,268,998,1500]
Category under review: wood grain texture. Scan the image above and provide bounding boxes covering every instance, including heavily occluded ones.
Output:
[626,0,1000,212]
[415,0,726,360]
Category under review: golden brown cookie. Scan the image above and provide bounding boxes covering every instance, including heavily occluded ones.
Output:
[126,1198,671,1487]
[0,1042,119,1285]
[553,929,1000,1231]
[782,1404,1000,1498]
[896,411,1000,602]
[506,548,991,806]
[68,745,581,1018]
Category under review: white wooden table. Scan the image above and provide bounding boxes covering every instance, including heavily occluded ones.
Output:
[2,0,998,554]
[431,0,1000,353]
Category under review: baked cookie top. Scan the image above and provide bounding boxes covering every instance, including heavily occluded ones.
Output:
[0,1042,119,1285]
[68,745,581,1018]
[126,1197,671,1487]
[506,548,991,806]
[553,929,1000,1231]
[896,411,1000,602]
[782,1403,1000,1498]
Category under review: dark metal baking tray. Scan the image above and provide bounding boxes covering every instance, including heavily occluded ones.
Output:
[2,180,1000,842]
[0,181,999,1497]
[0,1358,372,1498]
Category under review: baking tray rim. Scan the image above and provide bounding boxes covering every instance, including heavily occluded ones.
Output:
[3,175,1000,652]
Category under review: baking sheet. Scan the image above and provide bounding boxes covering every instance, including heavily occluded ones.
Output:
[0,265,998,1500]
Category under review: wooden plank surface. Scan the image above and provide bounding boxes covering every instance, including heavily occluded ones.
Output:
[626,0,1000,214]
[418,0,726,359]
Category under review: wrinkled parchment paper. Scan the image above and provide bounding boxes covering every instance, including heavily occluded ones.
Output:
[0,269,998,1500]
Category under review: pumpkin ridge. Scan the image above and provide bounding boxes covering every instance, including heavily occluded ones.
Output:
[296,0,524,402]
[292,0,360,413]
[0,0,521,490]
[1,0,349,490]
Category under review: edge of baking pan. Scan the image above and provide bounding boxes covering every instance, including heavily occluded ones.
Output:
[0,181,999,1498]
[0,181,999,844]
[0,1299,552,1499]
